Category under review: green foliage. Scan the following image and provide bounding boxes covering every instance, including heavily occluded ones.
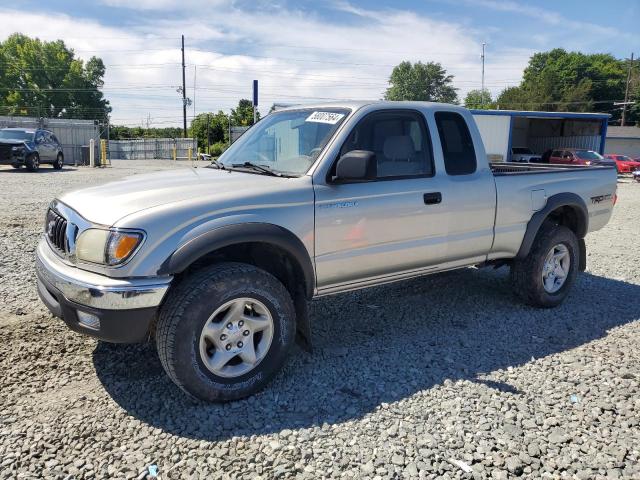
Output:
[0,33,111,119]
[231,99,259,126]
[464,89,493,109]
[384,61,458,104]
[209,141,228,157]
[495,49,625,120]
[189,111,229,150]
[109,125,183,140]
[626,59,640,125]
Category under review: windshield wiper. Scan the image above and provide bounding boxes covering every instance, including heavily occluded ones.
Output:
[209,158,225,170]
[230,162,283,177]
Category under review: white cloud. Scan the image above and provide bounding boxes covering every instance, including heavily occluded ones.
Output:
[99,0,230,11]
[0,3,532,126]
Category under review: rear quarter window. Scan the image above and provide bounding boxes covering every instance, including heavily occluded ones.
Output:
[434,111,476,175]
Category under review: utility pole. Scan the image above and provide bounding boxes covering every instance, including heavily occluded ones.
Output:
[206,113,210,154]
[181,34,187,138]
[622,52,634,126]
[481,42,486,106]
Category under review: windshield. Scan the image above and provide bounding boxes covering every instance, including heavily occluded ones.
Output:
[575,150,604,160]
[0,130,34,141]
[218,108,350,175]
[512,147,533,154]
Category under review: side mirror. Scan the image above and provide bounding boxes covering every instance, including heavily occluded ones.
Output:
[333,150,376,182]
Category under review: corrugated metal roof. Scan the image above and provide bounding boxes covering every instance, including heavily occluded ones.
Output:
[606,126,640,139]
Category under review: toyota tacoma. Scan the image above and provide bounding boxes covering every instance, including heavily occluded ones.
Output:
[35,102,617,401]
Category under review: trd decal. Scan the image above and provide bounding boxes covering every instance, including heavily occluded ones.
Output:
[590,194,613,204]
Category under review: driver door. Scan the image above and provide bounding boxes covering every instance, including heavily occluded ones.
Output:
[313,109,449,291]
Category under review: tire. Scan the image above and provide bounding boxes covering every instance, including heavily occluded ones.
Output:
[53,153,64,170]
[25,154,39,172]
[510,224,579,308]
[156,262,296,402]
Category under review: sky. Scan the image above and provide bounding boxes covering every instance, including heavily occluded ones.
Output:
[1,0,638,127]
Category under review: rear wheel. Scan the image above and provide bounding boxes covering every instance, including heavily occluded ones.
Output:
[156,262,296,402]
[53,153,64,170]
[25,154,39,172]
[511,224,579,308]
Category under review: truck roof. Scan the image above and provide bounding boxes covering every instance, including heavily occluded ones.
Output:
[277,100,469,114]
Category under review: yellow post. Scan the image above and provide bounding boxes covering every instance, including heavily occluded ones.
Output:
[99,139,107,167]
[172,146,177,161]
[187,147,192,162]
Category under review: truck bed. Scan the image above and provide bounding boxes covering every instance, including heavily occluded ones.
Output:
[490,162,614,175]
[488,161,617,261]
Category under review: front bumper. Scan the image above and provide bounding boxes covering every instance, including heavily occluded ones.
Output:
[35,239,172,343]
[0,153,25,165]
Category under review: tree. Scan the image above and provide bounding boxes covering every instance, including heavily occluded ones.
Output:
[0,33,111,119]
[189,111,229,151]
[495,49,625,118]
[231,99,259,126]
[464,89,493,109]
[384,61,458,104]
[109,125,183,140]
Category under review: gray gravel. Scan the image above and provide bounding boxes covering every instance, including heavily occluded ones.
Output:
[1,161,639,479]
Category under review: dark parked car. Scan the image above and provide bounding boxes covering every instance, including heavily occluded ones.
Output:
[0,128,64,172]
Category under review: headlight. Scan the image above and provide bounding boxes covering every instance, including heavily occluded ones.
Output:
[75,229,144,265]
[11,146,24,152]
[584,161,591,165]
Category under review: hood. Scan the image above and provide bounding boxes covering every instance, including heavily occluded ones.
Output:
[58,167,296,225]
[0,140,27,146]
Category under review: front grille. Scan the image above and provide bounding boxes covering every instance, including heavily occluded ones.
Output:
[0,145,11,161]
[46,209,68,252]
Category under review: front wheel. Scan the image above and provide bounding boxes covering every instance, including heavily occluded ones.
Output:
[511,225,579,308]
[156,262,296,402]
[25,154,39,172]
[53,153,64,170]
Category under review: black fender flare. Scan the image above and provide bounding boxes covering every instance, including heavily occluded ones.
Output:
[158,223,315,299]
[516,192,588,266]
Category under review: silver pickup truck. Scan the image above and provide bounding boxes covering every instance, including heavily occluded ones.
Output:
[35,101,617,401]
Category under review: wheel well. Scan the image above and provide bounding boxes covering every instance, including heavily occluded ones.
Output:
[178,241,308,301]
[545,205,586,238]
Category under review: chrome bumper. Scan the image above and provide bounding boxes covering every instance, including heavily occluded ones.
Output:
[35,240,172,310]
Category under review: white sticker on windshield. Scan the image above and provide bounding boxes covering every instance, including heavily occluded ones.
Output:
[306,111,345,124]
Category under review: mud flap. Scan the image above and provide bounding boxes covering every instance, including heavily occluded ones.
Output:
[578,238,586,271]
[293,286,313,353]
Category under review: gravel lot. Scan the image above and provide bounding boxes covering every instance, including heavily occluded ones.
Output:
[1,161,639,479]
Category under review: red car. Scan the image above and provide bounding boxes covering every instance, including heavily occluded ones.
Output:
[549,148,607,166]
[604,154,640,173]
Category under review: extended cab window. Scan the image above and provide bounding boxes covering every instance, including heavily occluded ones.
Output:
[435,112,476,175]
[339,110,433,179]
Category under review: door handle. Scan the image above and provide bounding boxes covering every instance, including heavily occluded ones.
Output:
[423,192,442,205]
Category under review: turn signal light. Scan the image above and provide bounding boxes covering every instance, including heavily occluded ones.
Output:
[106,232,143,265]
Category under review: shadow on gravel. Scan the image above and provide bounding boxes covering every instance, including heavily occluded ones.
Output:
[93,268,640,441]
[0,167,77,174]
